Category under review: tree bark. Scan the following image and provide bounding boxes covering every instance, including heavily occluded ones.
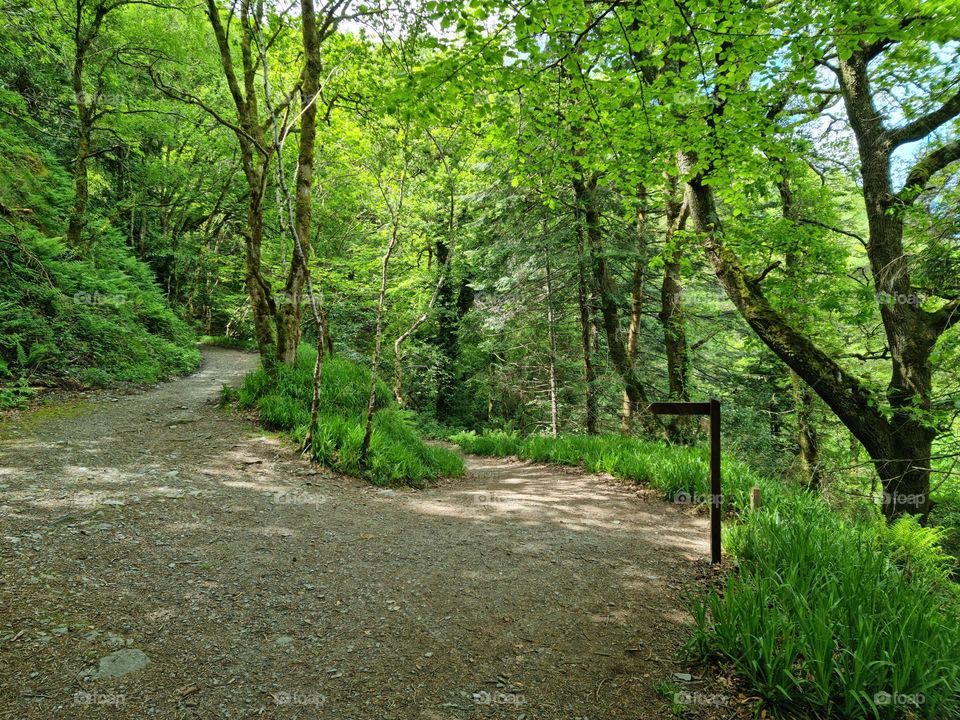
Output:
[682,145,935,518]
[660,176,694,441]
[545,247,560,437]
[573,174,658,435]
[274,0,322,365]
[574,205,599,434]
[621,186,650,433]
[790,370,823,489]
[776,172,823,489]
[65,4,110,247]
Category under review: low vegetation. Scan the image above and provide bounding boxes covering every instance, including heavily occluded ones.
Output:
[0,121,198,409]
[452,430,960,718]
[230,346,464,486]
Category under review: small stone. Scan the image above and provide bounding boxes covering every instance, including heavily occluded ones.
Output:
[96,523,114,531]
[85,649,150,679]
[673,672,693,682]
[273,635,294,647]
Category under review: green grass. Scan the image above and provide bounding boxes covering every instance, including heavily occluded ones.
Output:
[692,494,960,718]
[449,429,783,515]
[451,429,960,718]
[231,345,463,486]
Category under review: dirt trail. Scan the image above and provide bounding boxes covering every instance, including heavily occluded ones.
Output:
[0,347,710,719]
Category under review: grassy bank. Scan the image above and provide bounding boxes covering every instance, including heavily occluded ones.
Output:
[230,346,464,486]
[0,120,199,409]
[449,429,784,515]
[450,429,960,718]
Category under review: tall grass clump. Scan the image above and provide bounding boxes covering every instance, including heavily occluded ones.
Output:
[234,345,463,486]
[448,429,523,457]
[691,494,960,718]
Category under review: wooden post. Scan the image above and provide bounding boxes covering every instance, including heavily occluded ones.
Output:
[709,398,721,564]
[646,400,723,564]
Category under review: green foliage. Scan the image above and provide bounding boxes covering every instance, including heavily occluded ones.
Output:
[693,495,960,719]
[930,493,960,578]
[878,514,958,598]
[0,121,199,394]
[198,336,258,351]
[236,346,464,486]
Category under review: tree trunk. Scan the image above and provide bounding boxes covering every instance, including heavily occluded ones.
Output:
[574,206,598,434]
[243,174,277,364]
[275,0,321,365]
[573,174,658,435]
[681,146,932,518]
[360,124,409,466]
[545,248,560,437]
[660,178,693,441]
[621,187,650,433]
[433,238,473,422]
[777,172,823,488]
[661,196,689,403]
[360,228,400,466]
[67,47,92,247]
[791,371,823,489]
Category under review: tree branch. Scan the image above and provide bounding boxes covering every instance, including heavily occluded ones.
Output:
[927,298,960,336]
[898,138,960,202]
[888,87,960,147]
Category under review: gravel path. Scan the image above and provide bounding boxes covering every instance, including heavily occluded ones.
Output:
[0,347,710,719]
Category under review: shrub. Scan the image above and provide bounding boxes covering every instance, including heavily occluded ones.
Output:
[236,346,463,486]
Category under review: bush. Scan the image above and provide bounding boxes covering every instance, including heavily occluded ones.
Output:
[236,346,464,486]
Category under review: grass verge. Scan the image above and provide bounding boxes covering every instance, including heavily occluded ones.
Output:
[451,429,960,718]
[229,345,464,487]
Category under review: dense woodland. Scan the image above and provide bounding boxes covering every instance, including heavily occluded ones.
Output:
[2,0,960,716]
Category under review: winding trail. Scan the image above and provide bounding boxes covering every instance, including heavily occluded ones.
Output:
[0,347,709,719]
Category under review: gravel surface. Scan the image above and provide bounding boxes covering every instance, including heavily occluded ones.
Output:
[0,347,713,719]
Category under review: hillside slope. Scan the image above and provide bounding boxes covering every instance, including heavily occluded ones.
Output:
[0,119,198,407]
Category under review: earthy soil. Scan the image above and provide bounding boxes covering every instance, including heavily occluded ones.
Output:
[1,347,715,719]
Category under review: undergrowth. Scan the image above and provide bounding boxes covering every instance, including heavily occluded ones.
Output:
[692,495,960,718]
[231,345,464,486]
[451,429,960,718]
[0,119,199,406]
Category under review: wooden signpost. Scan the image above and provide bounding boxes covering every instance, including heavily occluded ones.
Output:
[646,399,722,564]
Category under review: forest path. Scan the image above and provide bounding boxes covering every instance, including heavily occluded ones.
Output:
[1,347,711,719]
